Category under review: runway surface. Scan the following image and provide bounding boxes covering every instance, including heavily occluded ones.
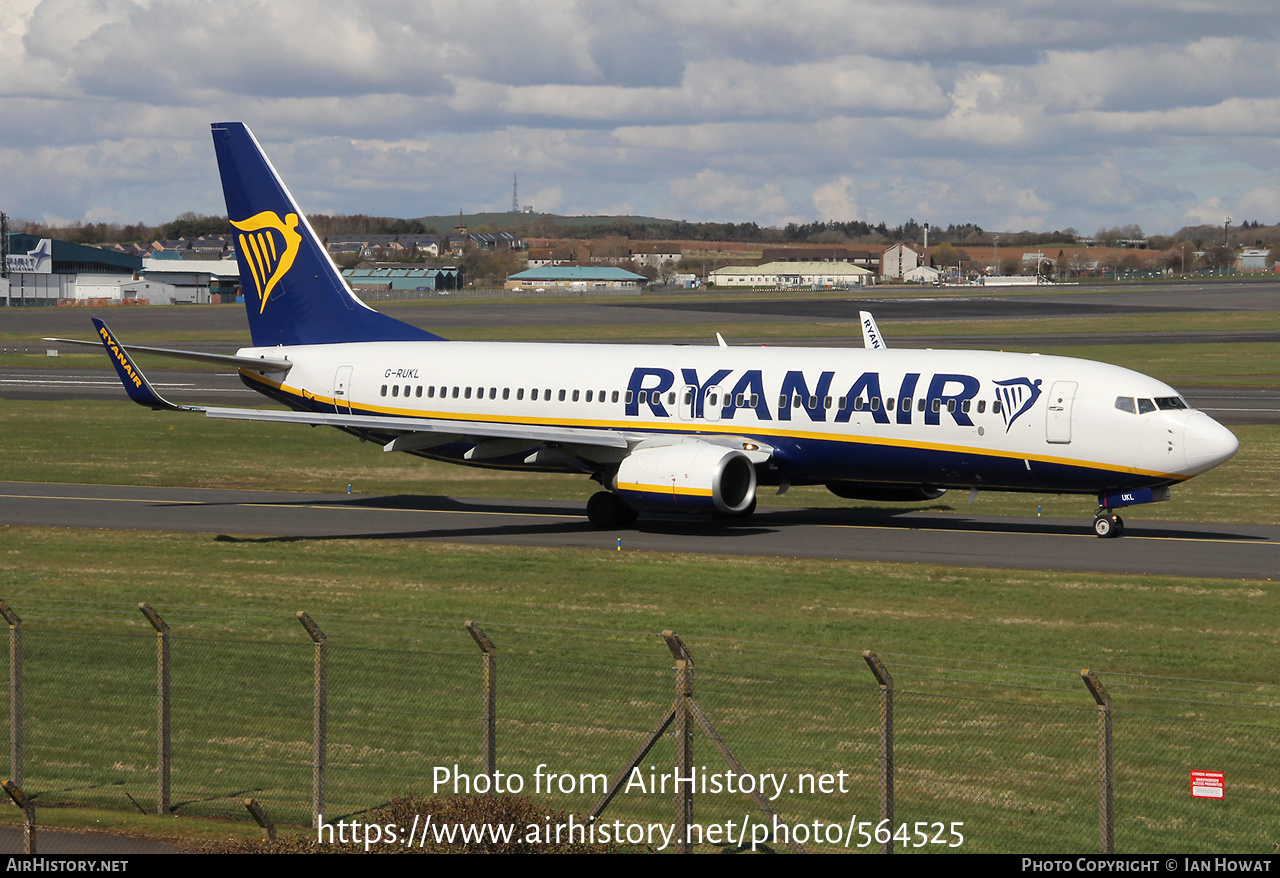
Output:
[3,482,1277,580]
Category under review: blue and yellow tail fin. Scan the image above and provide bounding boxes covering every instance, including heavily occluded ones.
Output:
[211,122,444,347]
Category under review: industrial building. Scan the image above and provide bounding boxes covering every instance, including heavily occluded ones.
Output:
[708,260,873,288]
[3,233,142,305]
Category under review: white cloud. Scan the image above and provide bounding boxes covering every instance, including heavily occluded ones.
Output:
[812,176,859,222]
[4,0,1280,231]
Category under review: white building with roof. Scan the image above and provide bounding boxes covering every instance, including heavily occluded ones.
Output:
[708,261,873,288]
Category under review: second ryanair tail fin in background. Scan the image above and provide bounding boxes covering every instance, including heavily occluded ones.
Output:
[211,122,444,348]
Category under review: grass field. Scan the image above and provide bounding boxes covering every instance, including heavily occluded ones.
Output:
[1,528,1279,851]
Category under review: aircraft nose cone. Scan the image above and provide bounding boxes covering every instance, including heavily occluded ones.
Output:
[1183,412,1239,473]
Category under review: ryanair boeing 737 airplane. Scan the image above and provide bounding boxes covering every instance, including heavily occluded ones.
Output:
[68,122,1240,538]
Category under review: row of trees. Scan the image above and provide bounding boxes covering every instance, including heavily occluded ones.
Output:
[13,209,1280,255]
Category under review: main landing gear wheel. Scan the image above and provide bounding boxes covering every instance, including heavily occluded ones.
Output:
[1093,513,1124,538]
[587,491,638,528]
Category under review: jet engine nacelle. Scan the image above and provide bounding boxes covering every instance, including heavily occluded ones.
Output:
[825,482,948,502]
[614,442,757,514]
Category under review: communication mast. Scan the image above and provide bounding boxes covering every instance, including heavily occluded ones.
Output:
[511,174,520,213]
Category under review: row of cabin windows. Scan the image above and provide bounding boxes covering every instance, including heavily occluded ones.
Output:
[378,384,1002,415]
[381,384,625,403]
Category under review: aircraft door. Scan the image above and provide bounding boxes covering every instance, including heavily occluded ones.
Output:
[677,385,697,421]
[1045,380,1076,444]
[334,365,354,414]
[703,386,724,422]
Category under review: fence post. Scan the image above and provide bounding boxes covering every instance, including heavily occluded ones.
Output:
[138,603,170,815]
[244,798,277,841]
[0,602,21,790]
[4,779,34,854]
[1081,669,1114,854]
[297,612,327,828]
[465,622,496,784]
[662,631,693,854]
[862,651,893,854]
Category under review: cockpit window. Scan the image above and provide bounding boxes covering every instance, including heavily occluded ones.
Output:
[1115,397,1136,414]
[1155,397,1188,410]
[1137,398,1156,414]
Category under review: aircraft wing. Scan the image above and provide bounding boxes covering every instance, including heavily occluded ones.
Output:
[859,311,887,349]
[201,406,630,450]
[201,406,775,462]
[85,319,773,463]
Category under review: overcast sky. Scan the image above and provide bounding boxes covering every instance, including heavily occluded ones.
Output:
[4,0,1280,236]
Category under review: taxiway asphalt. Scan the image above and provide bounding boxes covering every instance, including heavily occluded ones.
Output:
[2,482,1276,580]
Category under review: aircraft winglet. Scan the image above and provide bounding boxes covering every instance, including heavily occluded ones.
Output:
[859,311,887,349]
[91,318,198,411]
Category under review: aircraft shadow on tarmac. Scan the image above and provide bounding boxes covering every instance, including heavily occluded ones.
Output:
[193,495,1267,544]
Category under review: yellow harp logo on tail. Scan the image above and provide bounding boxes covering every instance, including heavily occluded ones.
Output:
[231,211,303,314]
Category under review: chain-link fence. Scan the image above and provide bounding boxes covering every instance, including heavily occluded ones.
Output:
[0,600,1276,853]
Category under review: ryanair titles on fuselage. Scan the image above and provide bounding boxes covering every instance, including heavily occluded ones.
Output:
[623,366,1041,430]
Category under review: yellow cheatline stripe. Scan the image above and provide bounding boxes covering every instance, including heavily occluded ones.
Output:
[239,373,1190,483]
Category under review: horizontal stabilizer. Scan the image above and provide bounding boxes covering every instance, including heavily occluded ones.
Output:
[46,332,292,372]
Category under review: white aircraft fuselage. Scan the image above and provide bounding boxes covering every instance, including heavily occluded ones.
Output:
[234,339,1236,498]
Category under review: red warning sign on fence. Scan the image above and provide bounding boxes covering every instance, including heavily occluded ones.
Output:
[1191,771,1225,799]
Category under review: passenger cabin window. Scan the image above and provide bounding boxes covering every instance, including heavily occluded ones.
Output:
[993,400,1002,414]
